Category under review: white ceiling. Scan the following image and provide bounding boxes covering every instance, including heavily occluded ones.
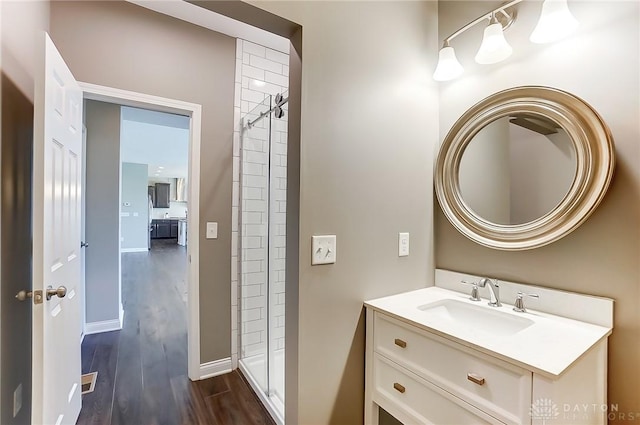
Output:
[120,106,190,178]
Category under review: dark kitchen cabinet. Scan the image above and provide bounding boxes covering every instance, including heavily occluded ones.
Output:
[170,221,178,238]
[150,219,179,240]
[155,183,170,208]
[155,220,171,238]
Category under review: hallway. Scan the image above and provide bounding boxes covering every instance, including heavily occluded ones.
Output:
[77,240,274,425]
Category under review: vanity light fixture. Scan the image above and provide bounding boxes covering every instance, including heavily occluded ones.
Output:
[433,41,464,82]
[475,13,513,64]
[530,0,579,43]
[433,0,579,81]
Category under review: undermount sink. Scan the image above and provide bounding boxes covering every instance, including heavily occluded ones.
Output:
[417,299,534,336]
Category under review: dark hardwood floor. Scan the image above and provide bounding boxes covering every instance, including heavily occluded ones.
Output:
[77,239,274,425]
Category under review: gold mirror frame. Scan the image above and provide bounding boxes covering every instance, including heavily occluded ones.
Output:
[435,86,615,250]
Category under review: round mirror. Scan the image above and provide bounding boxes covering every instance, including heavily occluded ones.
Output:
[459,113,577,226]
[435,86,614,250]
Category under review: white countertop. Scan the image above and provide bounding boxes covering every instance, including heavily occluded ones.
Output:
[365,286,612,378]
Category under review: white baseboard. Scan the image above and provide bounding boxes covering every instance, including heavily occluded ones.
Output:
[84,317,122,335]
[199,357,232,380]
[121,247,148,253]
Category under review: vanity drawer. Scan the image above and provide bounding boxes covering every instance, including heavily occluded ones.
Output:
[373,353,501,425]
[374,313,532,425]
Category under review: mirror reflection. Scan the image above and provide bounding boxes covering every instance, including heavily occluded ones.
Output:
[459,114,576,225]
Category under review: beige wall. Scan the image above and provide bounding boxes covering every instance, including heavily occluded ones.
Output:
[50,1,236,362]
[250,2,439,423]
[436,1,640,421]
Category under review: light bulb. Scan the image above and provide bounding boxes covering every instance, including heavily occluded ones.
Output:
[433,45,464,82]
[530,0,579,43]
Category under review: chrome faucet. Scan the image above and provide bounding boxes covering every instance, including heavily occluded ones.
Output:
[478,278,501,307]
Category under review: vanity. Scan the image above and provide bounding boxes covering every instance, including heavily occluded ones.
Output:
[364,270,613,425]
[364,86,616,424]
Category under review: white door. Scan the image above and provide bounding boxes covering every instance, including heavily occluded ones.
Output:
[32,33,83,425]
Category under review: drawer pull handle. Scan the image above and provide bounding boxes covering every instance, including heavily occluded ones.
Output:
[394,338,407,348]
[393,383,406,393]
[467,373,485,386]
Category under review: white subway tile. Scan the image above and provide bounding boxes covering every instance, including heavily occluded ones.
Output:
[242,260,262,273]
[234,83,241,112]
[236,39,243,58]
[242,162,264,176]
[242,318,265,333]
[283,65,289,77]
[243,40,266,58]
[265,49,289,65]
[264,71,289,88]
[244,295,266,310]
[243,52,250,65]
[231,230,238,254]
[235,59,242,84]
[233,132,240,158]
[242,236,262,249]
[242,283,262,298]
[242,187,263,201]
[244,248,267,262]
[231,305,238,330]
[242,88,267,104]
[232,254,239,279]
[243,272,266,285]
[232,206,239,233]
[250,55,283,74]
[246,151,268,164]
[232,181,239,207]
[242,211,263,224]
[241,64,266,81]
[244,224,266,237]
[243,176,267,189]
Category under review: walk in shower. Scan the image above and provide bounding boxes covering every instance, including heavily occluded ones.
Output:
[239,92,288,424]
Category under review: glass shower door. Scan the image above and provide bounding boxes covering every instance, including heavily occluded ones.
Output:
[240,92,288,423]
[240,96,271,395]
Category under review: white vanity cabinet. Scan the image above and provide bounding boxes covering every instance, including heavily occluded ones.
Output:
[364,272,613,425]
[369,312,531,424]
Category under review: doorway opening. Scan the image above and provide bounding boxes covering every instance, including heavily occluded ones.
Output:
[81,102,192,421]
[80,83,201,380]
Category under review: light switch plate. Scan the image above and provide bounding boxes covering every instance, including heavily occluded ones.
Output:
[312,235,336,265]
[206,222,218,239]
[399,232,410,257]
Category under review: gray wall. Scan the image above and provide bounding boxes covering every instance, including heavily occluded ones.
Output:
[436,1,640,420]
[0,1,51,422]
[50,1,236,362]
[85,100,122,324]
[121,162,149,251]
[249,2,440,423]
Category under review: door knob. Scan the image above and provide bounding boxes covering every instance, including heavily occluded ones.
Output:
[16,290,33,301]
[81,241,89,248]
[46,285,67,300]
[16,289,43,304]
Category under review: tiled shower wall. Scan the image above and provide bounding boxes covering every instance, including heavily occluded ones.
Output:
[232,39,289,364]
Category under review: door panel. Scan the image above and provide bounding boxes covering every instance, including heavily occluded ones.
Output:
[33,33,83,425]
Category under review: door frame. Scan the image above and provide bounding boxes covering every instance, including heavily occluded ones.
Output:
[80,82,202,381]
